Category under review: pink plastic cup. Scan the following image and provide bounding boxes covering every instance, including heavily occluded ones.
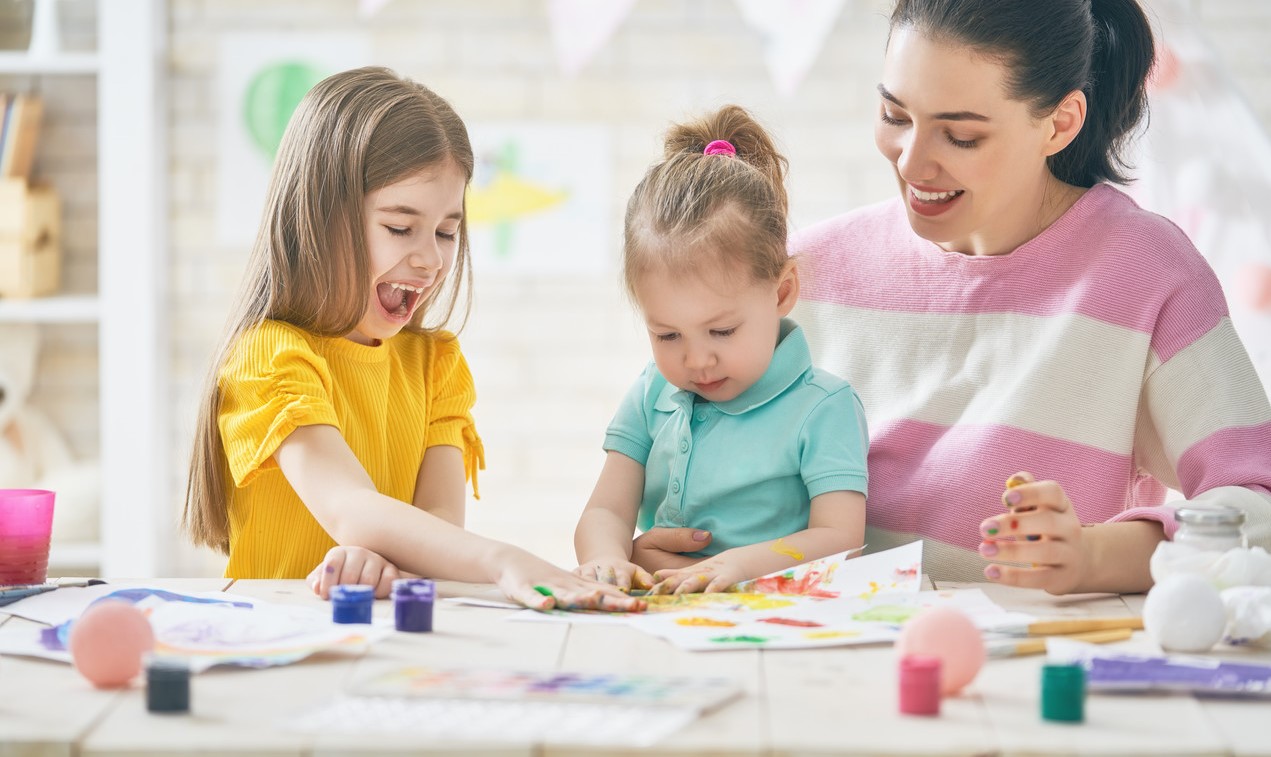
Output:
[0,489,56,585]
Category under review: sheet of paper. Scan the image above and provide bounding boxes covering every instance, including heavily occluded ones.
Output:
[0,586,390,672]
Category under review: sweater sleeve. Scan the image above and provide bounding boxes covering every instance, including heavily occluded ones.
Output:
[1129,315,1271,548]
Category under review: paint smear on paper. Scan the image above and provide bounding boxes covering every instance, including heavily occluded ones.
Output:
[803,630,861,640]
[757,617,823,628]
[642,593,796,613]
[769,538,804,561]
[709,635,773,644]
[675,617,737,627]
[746,567,839,598]
[852,604,919,624]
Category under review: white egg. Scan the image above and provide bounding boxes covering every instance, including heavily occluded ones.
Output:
[1143,573,1226,653]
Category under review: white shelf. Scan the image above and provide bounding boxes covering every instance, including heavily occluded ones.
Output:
[0,293,100,323]
[0,51,99,74]
[48,541,101,570]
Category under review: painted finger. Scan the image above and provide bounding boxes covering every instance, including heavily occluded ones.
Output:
[319,551,349,600]
[984,562,1059,590]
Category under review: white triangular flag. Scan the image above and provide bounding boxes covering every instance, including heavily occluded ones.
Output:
[358,0,393,18]
[546,0,637,77]
[1128,0,1271,390]
[735,0,846,97]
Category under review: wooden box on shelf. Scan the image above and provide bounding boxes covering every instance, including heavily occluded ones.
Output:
[0,177,61,298]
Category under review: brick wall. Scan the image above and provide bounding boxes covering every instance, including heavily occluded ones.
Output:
[9,0,1269,576]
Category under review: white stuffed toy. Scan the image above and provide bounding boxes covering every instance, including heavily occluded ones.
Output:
[0,323,100,543]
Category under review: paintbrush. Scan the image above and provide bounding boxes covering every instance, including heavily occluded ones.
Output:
[994,617,1144,637]
[987,627,1134,658]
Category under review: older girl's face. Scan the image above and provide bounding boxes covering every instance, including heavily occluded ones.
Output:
[347,160,466,346]
[874,29,1064,256]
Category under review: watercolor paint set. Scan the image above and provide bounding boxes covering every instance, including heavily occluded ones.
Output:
[350,666,742,710]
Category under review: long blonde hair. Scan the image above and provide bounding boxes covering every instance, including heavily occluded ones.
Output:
[623,104,789,296]
[183,67,475,554]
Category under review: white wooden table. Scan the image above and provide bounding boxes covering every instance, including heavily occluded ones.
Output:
[1,578,1269,756]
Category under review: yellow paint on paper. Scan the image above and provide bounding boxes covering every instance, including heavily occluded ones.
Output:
[642,593,796,613]
[675,617,737,627]
[770,538,804,561]
[803,630,862,640]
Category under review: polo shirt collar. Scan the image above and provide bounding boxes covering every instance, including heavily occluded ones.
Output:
[653,318,811,416]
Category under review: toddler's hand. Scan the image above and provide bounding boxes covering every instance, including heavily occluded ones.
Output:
[573,559,654,593]
[307,546,401,600]
[649,557,747,595]
[978,472,1088,595]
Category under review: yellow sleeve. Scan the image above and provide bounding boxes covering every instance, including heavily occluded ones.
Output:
[426,334,485,497]
[218,323,339,488]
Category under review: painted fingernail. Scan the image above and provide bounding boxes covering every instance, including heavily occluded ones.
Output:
[1005,473,1030,488]
[693,530,710,541]
[1005,490,1022,505]
[1026,535,1041,542]
[985,565,1001,580]
[979,541,998,557]
[982,520,1000,537]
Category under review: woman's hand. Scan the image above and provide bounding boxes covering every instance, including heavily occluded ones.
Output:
[573,558,654,593]
[978,472,1089,595]
[307,545,402,599]
[495,549,646,613]
[630,527,712,572]
[649,555,747,595]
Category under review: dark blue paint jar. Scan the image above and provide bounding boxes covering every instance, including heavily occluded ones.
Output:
[330,584,375,624]
[393,578,435,633]
[146,656,190,713]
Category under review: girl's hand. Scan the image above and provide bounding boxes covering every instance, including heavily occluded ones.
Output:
[573,558,655,593]
[496,550,646,613]
[308,545,401,600]
[649,556,747,595]
[978,472,1088,595]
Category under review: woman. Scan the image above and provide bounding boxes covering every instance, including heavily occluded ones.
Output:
[637,0,1271,595]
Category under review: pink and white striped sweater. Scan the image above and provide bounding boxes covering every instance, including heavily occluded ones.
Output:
[792,184,1271,582]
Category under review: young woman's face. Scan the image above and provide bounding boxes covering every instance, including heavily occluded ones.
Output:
[348,160,466,346]
[874,29,1059,256]
[634,261,795,403]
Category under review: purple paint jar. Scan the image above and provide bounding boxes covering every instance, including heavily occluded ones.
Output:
[330,584,374,624]
[393,578,435,633]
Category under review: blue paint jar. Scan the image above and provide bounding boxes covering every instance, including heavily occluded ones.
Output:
[330,584,375,624]
[393,578,435,633]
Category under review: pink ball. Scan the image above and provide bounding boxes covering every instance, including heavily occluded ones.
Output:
[895,606,985,695]
[68,600,155,688]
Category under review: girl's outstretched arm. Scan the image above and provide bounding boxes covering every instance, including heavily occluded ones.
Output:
[277,424,642,611]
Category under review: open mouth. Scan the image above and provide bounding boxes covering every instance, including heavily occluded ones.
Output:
[376,281,425,320]
[908,186,964,217]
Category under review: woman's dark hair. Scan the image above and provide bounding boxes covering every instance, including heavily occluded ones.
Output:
[890,0,1154,187]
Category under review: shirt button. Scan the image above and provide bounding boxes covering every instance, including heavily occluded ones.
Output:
[695,412,707,422]
[671,480,680,494]
[679,440,689,453]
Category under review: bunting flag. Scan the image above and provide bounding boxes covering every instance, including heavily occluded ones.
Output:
[546,0,637,77]
[1127,0,1271,390]
[735,0,846,97]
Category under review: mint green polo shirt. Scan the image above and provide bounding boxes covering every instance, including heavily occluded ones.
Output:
[604,319,868,557]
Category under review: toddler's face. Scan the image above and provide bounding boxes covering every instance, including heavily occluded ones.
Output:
[347,160,466,346]
[635,266,791,403]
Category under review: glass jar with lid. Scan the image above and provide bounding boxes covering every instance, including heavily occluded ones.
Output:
[1174,506,1247,552]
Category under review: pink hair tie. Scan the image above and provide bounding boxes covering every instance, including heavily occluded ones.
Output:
[703,139,736,157]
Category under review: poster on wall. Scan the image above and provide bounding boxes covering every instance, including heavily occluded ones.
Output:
[465,122,612,275]
[216,34,371,247]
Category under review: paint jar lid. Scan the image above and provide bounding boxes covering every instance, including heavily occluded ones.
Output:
[392,578,436,600]
[1041,663,1085,722]
[898,654,941,716]
[330,584,375,603]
